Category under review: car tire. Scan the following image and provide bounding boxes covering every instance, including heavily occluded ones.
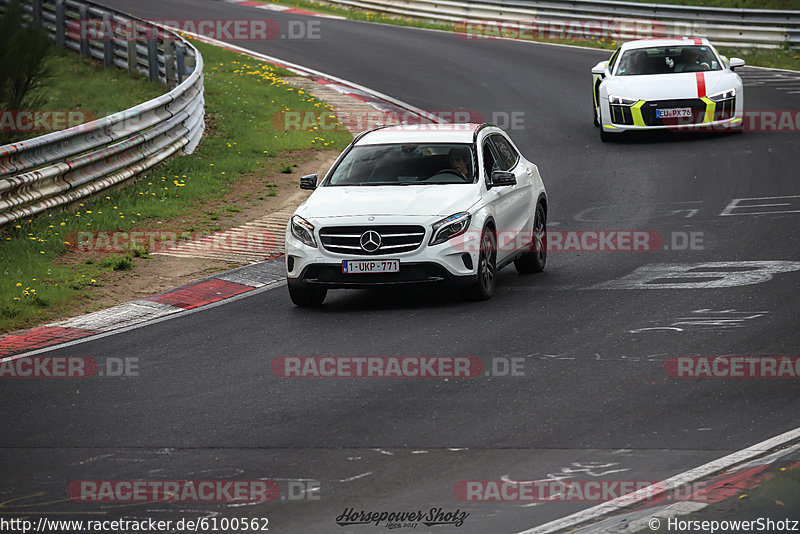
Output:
[515,203,547,274]
[467,228,496,301]
[288,282,327,307]
[593,106,600,127]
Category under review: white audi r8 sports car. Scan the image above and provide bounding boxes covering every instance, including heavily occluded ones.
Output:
[592,37,745,141]
[284,123,548,306]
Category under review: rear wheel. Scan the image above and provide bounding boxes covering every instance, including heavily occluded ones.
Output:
[467,229,496,301]
[288,282,327,307]
[515,203,547,274]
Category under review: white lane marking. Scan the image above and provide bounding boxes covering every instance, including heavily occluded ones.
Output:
[591,261,800,290]
[515,426,800,534]
[628,309,768,333]
[629,327,684,333]
[720,195,800,216]
[339,472,373,483]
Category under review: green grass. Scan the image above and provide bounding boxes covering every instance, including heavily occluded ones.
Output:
[637,466,800,533]
[4,46,166,143]
[0,39,353,333]
[264,0,800,70]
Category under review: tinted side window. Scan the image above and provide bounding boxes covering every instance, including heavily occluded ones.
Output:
[482,140,499,178]
[608,48,620,71]
[490,135,519,171]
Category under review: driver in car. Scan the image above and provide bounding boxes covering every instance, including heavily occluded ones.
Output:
[675,47,711,72]
[448,147,472,180]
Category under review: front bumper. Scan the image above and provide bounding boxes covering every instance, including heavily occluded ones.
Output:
[601,96,743,133]
[289,262,477,288]
[285,215,481,288]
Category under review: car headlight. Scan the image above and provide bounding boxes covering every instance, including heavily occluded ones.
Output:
[608,95,638,106]
[430,212,471,246]
[290,215,316,248]
[708,88,736,102]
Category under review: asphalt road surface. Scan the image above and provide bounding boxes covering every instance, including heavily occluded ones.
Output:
[2,1,799,532]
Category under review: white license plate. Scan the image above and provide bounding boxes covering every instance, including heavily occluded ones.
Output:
[342,259,400,274]
[656,107,692,119]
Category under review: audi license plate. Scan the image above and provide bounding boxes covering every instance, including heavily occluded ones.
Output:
[656,107,692,119]
[342,259,400,274]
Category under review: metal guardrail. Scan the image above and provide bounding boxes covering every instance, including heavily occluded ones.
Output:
[0,0,205,227]
[323,0,800,49]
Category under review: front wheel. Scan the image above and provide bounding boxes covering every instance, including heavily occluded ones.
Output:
[515,203,546,274]
[467,229,496,301]
[288,282,327,307]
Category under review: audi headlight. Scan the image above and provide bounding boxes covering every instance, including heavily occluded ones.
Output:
[290,215,316,248]
[608,95,638,106]
[708,88,736,102]
[430,212,471,246]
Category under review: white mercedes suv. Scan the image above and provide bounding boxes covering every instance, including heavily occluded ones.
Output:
[284,123,548,306]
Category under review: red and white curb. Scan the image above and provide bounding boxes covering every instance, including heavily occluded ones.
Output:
[0,260,286,358]
[517,427,800,534]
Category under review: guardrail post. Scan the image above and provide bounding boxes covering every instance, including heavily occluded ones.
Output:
[127,40,137,72]
[78,4,89,56]
[176,44,186,85]
[55,0,65,47]
[164,40,175,87]
[102,14,114,67]
[32,0,42,25]
[147,39,159,82]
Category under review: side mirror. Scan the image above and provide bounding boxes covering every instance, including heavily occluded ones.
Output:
[729,57,745,71]
[591,61,608,77]
[488,170,516,189]
[300,174,318,190]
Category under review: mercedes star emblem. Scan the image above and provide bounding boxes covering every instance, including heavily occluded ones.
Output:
[360,230,381,252]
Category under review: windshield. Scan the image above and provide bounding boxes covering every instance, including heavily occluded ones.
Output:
[616,46,722,76]
[326,143,476,186]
